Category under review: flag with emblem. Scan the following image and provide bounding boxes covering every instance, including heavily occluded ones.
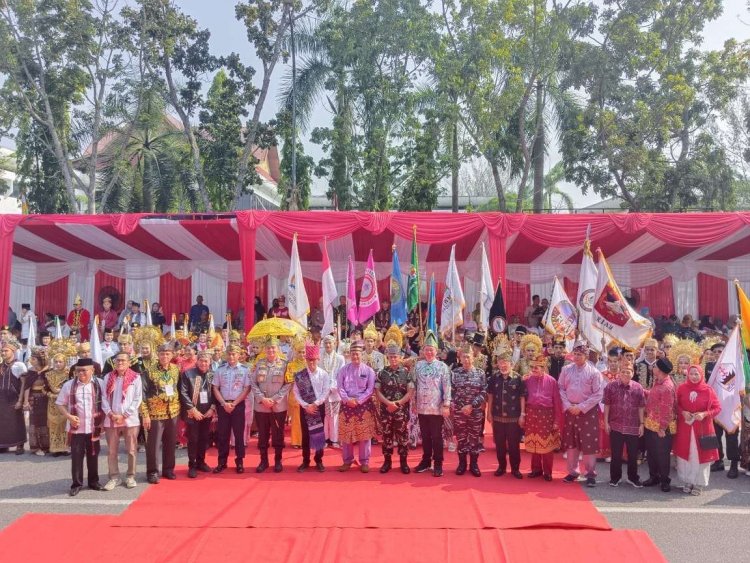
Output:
[390,247,407,325]
[407,227,420,312]
[358,249,380,324]
[440,244,465,336]
[479,242,494,332]
[287,233,310,328]
[577,235,606,351]
[426,274,437,334]
[708,325,747,432]
[542,277,578,352]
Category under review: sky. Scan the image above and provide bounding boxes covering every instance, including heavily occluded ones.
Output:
[4,0,750,207]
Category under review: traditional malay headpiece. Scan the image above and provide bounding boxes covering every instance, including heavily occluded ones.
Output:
[424,330,439,349]
[668,339,702,367]
[363,321,380,344]
[304,342,320,360]
[491,334,513,361]
[572,339,590,354]
[350,339,365,352]
[520,333,543,355]
[655,357,673,374]
[384,324,403,356]
[530,354,549,368]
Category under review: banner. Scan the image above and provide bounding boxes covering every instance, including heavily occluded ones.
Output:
[542,276,578,351]
[427,274,437,334]
[576,240,605,351]
[479,242,494,332]
[390,247,407,326]
[90,315,104,368]
[407,227,420,312]
[488,280,507,336]
[358,249,380,324]
[708,325,747,432]
[440,244,465,336]
[591,249,652,349]
[321,240,338,336]
[287,233,310,328]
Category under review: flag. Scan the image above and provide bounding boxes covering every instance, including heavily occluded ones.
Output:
[27,315,37,349]
[407,227,420,312]
[346,255,358,326]
[479,242,494,332]
[321,240,338,335]
[440,244,465,336]
[708,325,747,433]
[488,280,507,336]
[426,274,437,334]
[358,249,380,324]
[144,300,152,326]
[577,238,606,352]
[208,314,216,336]
[542,276,578,352]
[390,247,407,325]
[591,249,652,349]
[170,314,176,340]
[54,316,63,340]
[90,315,103,368]
[287,233,310,328]
[736,282,750,350]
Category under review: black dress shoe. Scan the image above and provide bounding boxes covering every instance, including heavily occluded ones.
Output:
[641,477,659,487]
[527,470,543,478]
[15,447,24,455]
[274,461,283,473]
[197,463,212,472]
[162,472,177,480]
[414,460,431,473]
[710,460,725,472]
[543,474,553,482]
[511,470,523,479]
[69,486,82,497]
[89,482,104,491]
[236,464,245,474]
[188,467,198,478]
[494,467,506,477]
[315,462,325,472]
[147,473,160,484]
[433,464,443,477]
[297,462,310,473]
[661,482,671,492]
[213,464,227,474]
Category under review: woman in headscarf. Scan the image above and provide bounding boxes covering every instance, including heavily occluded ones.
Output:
[524,354,562,481]
[674,365,721,495]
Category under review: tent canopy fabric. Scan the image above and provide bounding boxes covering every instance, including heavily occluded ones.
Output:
[3,211,750,329]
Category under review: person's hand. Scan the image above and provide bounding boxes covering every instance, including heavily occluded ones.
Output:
[114,414,125,425]
[441,405,450,417]
[604,422,610,435]
[192,409,204,421]
[224,402,234,413]
[461,404,472,416]
[261,398,275,408]
[386,402,398,413]
[486,411,492,424]
[694,411,705,421]
[347,398,358,407]
[682,411,693,423]
[305,404,318,415]
[638,423,644,437]
[142,416,151,431]
[68,414,80,429]
[518,414,525,429]
[568,406,581,416]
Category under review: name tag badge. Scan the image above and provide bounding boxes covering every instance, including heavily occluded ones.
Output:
[199,390,208,403]
[164,384,174,397]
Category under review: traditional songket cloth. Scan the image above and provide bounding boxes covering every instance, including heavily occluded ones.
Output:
[559,361,604,478]
[0,360,27,449]
[294,365,330,463]
[45,367,70,453]
[674,367,721,488]
[337,362,376,464]
[376,366,414,457]
[451,366,487,455]
[524,374,562,456]
[26,369,50,453]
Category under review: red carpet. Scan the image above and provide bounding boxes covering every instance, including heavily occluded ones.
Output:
[0,441,666,561]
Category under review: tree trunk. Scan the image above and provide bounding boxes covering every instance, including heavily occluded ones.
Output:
[451,121,459,213]
[532,80,544,214]
[489,157,506,212]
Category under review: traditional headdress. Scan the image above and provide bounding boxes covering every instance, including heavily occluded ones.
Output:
[424,330,439,349]
[73,294,82,305]
[264,336,280,348]
[530,353,549,368]
[551,333,566,347]
[490,334,513,360]
[383,324,403,355]
[520,333,543,355]
[117,333,133,345]
[304,341,320,360]
[701,335,724,352]
[134,325,165,352]
[572,339,590,353]
[662,334,679,347]
[643,338,658,349]
[668,338,702,367]
[350,339,365,352]
[363,321,380,344]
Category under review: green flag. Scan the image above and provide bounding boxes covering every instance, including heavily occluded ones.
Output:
[407,228,419,312]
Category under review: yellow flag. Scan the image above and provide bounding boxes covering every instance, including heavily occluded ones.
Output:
[736,282,750,349]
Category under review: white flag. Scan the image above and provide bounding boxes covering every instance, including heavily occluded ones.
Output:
[54,316,63,340]
[440,245,465,336]
[321,240,338,336]
[90,315,104,368]
[287,234,310,328]
[576,242,606,352]
[27,315,37,349]
[479,242,494,332]
[542,277,578,352]
[144,300,152,326]
[591,249,652,350]
[708,325,746,433]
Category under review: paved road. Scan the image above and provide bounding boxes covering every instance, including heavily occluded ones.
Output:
[1,448,747,562]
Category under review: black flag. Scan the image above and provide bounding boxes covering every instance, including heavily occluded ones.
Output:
[488,280,507,336]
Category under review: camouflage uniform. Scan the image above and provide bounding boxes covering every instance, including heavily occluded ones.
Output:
[376,366,414,456]
[451,366,487,455]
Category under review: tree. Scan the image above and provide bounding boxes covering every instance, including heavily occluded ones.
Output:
[276,110,312,210]
[397,113,444,211]
[0,0,129,213]
[122,0,219,211]
[561,1,750,211]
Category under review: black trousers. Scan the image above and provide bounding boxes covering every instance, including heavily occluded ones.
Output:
[418,414,444,464]
[146,416,177,476]
[255,410,286,455]
[644,428,673,483]
[300,405,326,463]
[217,401,246,464]
[714,422,740,461]
[610,430,639,482]
[492,421,522,471]
[186,417,212,467]
[70,433,100,488]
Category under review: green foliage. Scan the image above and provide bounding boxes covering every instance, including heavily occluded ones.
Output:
[277,109,313,210]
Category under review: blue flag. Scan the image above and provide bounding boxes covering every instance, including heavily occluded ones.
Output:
[390,248,407,325]
[426,274,437,334]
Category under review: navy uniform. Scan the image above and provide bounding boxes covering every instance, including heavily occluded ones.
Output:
[451,346,487,476]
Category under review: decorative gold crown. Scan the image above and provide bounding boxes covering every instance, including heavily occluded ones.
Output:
[383,324,403,349]
[520,333,543,354]
[669,338,702,367]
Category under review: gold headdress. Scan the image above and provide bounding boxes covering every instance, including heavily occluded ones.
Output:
[384,324,403,349]
[363,321,380,344]
[490,334,513,360]
[134,325,166,351]
[668,338,702,367]
[662,334,679,346]
[520,333,543,355]
[48,337,77,361]
[701,335,723,351]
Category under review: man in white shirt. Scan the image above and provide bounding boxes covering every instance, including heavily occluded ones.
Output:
[56,358,105,496]
[321,335,344,447]
[293,343,331,472]
[101,351,143,490]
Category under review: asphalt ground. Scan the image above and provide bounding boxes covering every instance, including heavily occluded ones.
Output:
[1,443,748,562]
